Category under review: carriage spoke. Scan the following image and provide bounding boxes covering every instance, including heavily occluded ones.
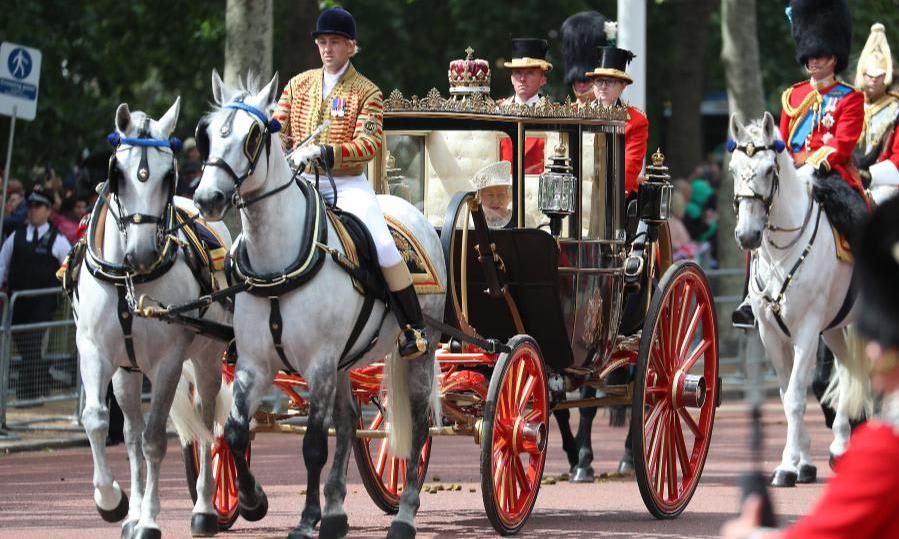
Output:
[672,412,692,482]
[647,407,667,477]
[653,412,668,493]
[678,407,701,437]
[375,438,390,477]
[388,455,399,493]
[666,413,680,500]
[400,458,408,493]
[677,302,705,362]
[672,283,693,371]
[681,338,711,373]
[517,374,536,415]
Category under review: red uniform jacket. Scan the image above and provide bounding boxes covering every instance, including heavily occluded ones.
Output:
[625,106,649,197]
[500,137,545,174]
[777,422,899,539]
[871,119,899,185]
[779,80,865,195]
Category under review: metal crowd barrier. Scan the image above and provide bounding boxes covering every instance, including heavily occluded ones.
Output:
[0,287,81,438]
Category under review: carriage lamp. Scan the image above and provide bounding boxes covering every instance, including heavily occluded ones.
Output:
[638,149,673,223]
[538,145,577,236]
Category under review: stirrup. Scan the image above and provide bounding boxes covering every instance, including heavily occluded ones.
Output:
[732,302,756,329]
[398,325,428,359]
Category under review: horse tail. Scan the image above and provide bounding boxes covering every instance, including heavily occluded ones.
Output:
[169,360,216,445]
[823,324,872,421]
[385,350,413,459]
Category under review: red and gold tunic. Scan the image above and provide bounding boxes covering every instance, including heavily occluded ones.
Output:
[275,63,383,177]
[779,79,865,196]
[625,106,649,197]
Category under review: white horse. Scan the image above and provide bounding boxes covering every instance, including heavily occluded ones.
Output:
[74,98,232,537]
[729,112,870,487]
[192,71,445,539]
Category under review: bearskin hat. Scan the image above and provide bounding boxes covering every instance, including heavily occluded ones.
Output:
[561,11,609,86]
[789,0,852,74]
[855,195,899,348]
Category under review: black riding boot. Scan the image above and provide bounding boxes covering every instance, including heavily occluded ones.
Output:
[390,284,429,359]
[732,257,755,328]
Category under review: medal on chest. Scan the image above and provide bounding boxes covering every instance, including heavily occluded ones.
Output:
[330,97,346,118]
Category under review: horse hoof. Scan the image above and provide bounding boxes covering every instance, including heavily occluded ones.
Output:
[287,526,314,539]
[798,464,817,484]
[97,490,130,523]
[617,454,635,475]
[190,513,219,537]
[238,485,268,522]
[570,466,594,483]
[320,513,349,539]
[134,527,162,539]
[386,520,416,539]
[121,520,137,539]
[770,470,798,487]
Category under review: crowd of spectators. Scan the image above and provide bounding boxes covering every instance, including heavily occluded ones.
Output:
[666,154,723,268]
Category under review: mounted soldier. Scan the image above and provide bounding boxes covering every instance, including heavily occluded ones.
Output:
[276,6,428,358]
[855,23,899,193]
[733,0,867,327]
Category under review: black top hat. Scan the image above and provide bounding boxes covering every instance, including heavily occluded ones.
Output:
[789,0,852,73]
[26,191,52,207]
[585,46,635,84]
[504,38,553,71]
[311,7,357,40]
[561,11,609,85]
[855,195,899,348]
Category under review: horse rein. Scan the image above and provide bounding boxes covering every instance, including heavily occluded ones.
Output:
[199,98,299,210]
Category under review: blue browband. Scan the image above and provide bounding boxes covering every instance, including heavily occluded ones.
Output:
[107,132,182,152]
[224,102,281,133]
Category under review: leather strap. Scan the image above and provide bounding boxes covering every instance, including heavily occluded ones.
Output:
[117,286,140,372]
[268,296,294,372]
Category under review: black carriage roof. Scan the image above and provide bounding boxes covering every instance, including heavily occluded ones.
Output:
[382,88,629,131]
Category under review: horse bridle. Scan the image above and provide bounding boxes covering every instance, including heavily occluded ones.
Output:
[106,117,180,243]
[728,139,784,216]
[196,97,292,209]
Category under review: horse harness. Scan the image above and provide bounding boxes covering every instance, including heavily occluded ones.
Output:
[196,99,391,372]
[731,140,855,337]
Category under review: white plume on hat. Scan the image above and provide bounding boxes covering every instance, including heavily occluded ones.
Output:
[856,22,893,87]
[472,161,512,190]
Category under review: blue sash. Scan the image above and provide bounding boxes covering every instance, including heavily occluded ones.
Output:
[789,84,853,152]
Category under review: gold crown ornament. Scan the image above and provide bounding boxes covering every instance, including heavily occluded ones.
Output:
[449,47,491,97]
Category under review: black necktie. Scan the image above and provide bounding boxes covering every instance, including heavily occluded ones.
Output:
[30,227,38,244]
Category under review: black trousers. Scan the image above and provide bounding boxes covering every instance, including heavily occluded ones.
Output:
[11,296,57,401]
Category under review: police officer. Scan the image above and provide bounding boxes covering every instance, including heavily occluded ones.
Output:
[275,6,428,359]
[0,190,71,400]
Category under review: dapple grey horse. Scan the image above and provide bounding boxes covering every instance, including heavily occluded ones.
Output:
[193,71,445,539]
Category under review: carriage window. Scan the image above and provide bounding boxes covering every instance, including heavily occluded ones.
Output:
[523,130,567,233]
[385,130,507,226]
[386,135,426,211]
[581,129,618,240]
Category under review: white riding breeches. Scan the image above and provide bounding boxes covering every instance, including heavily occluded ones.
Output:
[302,173,403,267]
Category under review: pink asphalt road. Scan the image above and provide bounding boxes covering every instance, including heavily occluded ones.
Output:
[0,400,829,538]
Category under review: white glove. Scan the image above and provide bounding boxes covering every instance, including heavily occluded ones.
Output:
[288,144,322,170]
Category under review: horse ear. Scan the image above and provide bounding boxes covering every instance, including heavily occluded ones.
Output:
[762,111,776,141]
[728,114,744,140]
[261,71,280,106]
[158,96,181,137]
[211,69,225,105]
[116,103,131,134]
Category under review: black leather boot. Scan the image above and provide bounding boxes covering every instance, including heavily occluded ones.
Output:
[390,284,429,359]
[732,267,755,328]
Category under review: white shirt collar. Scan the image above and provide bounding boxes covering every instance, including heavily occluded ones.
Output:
[28,222,50,237]
[514,93,540,107]
[322,62,350,100]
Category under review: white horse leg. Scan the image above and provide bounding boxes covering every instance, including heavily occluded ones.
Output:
[320,371,355,539]
[111,368,146,531]
[78,342,129,522]
[388,352,438,539]
[225,356,274,523]
[187,352,223,536]
[820,329,854,460]
[136,356,184,534]
[291,362,338,539]
[774,330,818,486]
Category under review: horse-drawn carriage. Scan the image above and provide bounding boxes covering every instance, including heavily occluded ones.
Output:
[181,71,721,536]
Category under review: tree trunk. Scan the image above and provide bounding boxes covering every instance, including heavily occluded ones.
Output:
[719,0,766,366]
[224,0,273,88]
[666,0,717,179]
[279,0,320,84]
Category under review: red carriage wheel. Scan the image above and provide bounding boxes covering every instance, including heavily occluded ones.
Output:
[480,335,549,536]
[631,260,719,519]
[184,436,250,530]
[353,392,432,514]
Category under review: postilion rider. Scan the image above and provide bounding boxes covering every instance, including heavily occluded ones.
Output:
[733,0,866,327]
[499,38,552,174]
[275,6,427,359]
[855,23,899,190]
